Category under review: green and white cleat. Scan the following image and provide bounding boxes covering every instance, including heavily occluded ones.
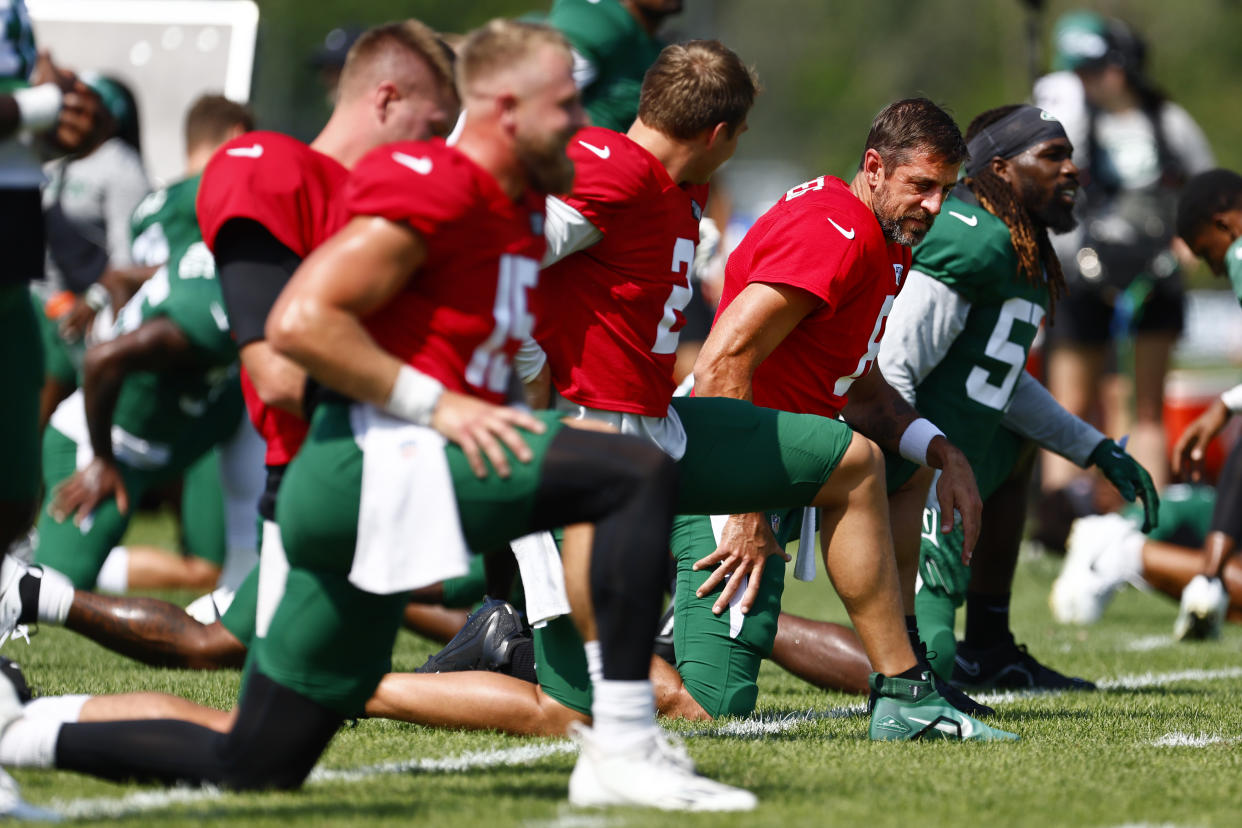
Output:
[868,672,1018,742]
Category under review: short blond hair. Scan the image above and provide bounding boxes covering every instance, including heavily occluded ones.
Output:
[456,19,572,98]
[339,20,455,99]
[638,41,758,140]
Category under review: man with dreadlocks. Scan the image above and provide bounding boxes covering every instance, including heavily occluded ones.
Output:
[878,104,1159,689]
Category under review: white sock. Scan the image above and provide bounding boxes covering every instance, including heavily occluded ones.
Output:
[583,639,603,686]
[96,547,129,593]
[23,694,90,723]
[590,679,657,751]
[0,718,61,767]
[31,566,73,625]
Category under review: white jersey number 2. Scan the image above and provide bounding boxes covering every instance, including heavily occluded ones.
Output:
[652,237,696,355]
[466,255,539,393]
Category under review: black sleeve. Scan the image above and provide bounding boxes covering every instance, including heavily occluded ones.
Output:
[214,218,303,347]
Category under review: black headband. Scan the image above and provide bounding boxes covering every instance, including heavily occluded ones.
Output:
[964,106,1068,178]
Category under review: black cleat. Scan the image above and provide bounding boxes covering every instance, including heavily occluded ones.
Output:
[952,637,1096,691]
[0,657,30,705]
[415,597,525,674]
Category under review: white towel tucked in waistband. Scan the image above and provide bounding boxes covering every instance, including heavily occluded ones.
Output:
[348,403,470,595]
[510,531,571,628]
[795,506,818,581]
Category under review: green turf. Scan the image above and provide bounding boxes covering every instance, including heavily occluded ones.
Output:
[4,525,1240,826]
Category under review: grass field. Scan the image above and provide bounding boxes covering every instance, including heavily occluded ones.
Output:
[5,513,1241,827]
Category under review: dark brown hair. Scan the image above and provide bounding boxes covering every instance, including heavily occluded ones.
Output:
[638,40,758,139]
[861,97,967,170]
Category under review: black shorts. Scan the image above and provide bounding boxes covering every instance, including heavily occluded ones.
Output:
[0,188,45,286]
[1047,273,1184,347]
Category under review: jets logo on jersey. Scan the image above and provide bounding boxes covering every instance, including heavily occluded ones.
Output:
[392,152,433,175]
[949,210,978,227]
[225,144,263,159]
[577,139,611,160]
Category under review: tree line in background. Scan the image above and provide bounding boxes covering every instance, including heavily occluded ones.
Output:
[252,0,1242,188]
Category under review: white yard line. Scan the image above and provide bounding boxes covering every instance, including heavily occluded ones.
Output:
[47,665,1242,820]
[1151,731,1236,748]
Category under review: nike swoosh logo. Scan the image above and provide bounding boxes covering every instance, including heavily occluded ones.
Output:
[827,217,855,239]
[949,211,978,227]
[225,144,263,158]
[577,139,610,160]
[955,658,981,677]
[392,152,433,175]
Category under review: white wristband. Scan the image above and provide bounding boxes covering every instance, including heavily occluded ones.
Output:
[13,83,62,132]
[383,364,445,426]
[899,417,945,466]
[1221,384,1242,415]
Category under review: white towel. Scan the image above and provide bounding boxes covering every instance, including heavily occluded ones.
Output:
[348,403,470,595]
[795,506,818,582]
[510,531,571,628]
[708,514,749,639]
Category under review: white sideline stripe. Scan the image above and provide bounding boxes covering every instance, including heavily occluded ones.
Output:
[1151,731,1236,747]
[45,666,1242,818]
[1097,666,1242,690]
[972,665,1242,704]
[1125,635,1174,652]
[688,705,865,738]
[50,743,575,820]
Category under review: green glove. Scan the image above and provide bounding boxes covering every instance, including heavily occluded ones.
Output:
[917,507,971,602]
[1088,438,1160,532]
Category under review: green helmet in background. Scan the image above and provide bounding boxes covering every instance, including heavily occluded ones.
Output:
[1052,10,1108,71]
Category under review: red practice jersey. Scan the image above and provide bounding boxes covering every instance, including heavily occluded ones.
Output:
[714,175,911,418]
[345,139,547,404]
[197,131,350,466]
[535,127,708,417]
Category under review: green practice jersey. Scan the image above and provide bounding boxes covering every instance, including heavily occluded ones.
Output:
[546,0,663,132]
[0,0,36,89]
[129,173,203,268]
[905,187,1049,495]
[109,175,238,468]
[1226,236,1242,308]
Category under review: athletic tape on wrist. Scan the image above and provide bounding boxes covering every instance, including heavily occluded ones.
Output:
[899,417,945,466]
[13,83,62,132]
[1221,384,1242,415]
[383,364,444,426]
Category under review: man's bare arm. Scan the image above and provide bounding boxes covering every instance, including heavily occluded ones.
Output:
[692,281,821,401]
[267,215,544,478]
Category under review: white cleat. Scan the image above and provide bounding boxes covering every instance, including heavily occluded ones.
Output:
[0,555,30,648]
[1174,575,1228,641]
[0,767,59,822]
[1050,514,1145,625]
[568,723,757,812]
